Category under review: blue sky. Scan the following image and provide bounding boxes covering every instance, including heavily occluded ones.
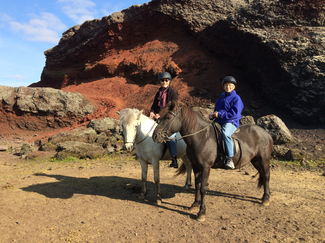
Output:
[0,0,149,87]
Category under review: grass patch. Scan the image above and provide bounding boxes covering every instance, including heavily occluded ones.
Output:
[50,156,78,163]
[270,158,324,172]
[104,152,137,163]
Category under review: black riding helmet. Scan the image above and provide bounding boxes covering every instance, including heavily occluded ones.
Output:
[158,72,172,81]
[222,76,237,87]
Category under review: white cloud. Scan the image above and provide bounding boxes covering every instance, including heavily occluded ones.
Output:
[5,75,27,80]
[0,13,13,28]
[9,13,67,44]
[0,13,14,22]
[57,0,97,24]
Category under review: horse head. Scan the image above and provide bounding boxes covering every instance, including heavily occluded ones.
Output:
[153,101,181,143]
[117,108,142,152]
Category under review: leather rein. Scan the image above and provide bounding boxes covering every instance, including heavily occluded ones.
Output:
[124,120,157,145]
[158,105,216,141]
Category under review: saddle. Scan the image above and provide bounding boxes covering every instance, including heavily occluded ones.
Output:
[211,122,240,169]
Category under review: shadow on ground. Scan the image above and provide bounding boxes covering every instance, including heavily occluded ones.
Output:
[21,173,262,206]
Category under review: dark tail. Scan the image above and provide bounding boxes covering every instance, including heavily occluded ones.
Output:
[258,173,264,188]
[175,162,187,176]
[251,163,264,188]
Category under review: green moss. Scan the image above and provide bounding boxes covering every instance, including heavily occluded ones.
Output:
[50,156,78,163]
[270,158,321,169]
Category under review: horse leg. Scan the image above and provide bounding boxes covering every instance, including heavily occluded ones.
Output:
[152,160,162,205]
[196,166,211,222]
[251,156,271,206]
[260,157,271,206]
[181,155,192,189]
[139,159,148,200]
[189,166,201,212]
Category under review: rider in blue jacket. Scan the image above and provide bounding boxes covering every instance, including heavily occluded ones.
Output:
[209,76,244,169]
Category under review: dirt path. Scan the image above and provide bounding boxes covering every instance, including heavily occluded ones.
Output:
[0,154,324,243]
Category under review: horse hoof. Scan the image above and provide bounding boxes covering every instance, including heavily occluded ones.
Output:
[138,195,145,200]
[196,215,206,222]
[155,199,162,205]
[184,185,192,189]
[262,200,270,206]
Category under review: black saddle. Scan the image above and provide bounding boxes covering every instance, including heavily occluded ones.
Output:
[211,122,240,169]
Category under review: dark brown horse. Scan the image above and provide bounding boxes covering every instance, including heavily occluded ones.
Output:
[152,101,273,222]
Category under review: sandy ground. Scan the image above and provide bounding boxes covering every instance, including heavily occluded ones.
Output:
[0,152,324,243]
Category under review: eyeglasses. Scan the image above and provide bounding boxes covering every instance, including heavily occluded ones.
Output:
[160,79,170,83]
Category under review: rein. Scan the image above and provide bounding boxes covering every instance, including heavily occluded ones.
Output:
[123,115,156,146]
[135,122,156,145]
[167,118,215,141]
[161,106,216,141]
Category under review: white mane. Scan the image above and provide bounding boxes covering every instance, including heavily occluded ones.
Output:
[119,108,142,125]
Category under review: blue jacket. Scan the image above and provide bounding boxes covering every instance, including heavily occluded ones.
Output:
[213,90,244,128]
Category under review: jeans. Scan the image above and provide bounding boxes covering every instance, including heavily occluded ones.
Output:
[222,123,237,158]
[167,133,177,157]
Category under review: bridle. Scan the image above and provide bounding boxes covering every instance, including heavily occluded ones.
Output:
[124,120,157,146]
[156,106,181,140]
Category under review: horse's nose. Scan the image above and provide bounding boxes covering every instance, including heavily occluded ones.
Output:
[124,143,134,152]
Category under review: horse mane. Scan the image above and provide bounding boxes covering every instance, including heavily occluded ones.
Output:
[159,101,198,132]
[180,104,198,132]
[119,108,141,124]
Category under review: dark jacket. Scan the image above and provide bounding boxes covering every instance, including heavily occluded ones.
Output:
[150,87,178,114]
[213,90,244,128]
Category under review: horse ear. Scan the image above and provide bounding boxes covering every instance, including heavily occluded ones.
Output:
[116,111,120,115]
[136,110,143,120]
[170,101,176,110]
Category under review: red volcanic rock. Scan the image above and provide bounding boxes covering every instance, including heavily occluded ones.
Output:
[0,86,94,133]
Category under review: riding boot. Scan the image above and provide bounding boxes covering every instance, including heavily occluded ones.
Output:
[169,156,178,168]
[224,157,235,170]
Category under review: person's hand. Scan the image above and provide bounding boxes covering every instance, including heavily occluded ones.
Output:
[154,114,160,120]
[149,112,155,119]
[209,112,218,120]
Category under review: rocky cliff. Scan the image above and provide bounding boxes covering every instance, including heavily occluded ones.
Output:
[30,0,325,125]
[0,86,95,131]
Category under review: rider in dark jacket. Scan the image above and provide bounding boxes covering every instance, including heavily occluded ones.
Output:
[150,72,179,168]
[209,76,244,169]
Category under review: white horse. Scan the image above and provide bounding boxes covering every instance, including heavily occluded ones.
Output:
[117,108,192,204]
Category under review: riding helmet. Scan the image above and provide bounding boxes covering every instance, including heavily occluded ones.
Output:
[222,76,237,86]
[158,72,172,81]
